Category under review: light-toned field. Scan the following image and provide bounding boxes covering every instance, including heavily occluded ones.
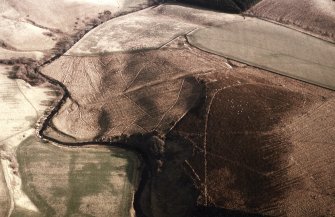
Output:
[0,64,58,216]
[247,0,335,41]
[0,0,154,61]
[0,64,57,140]
[1,2,335,217]
[42,38,233,142]
[0,47,44,61]
[13,136,140,217]
[41,4,242,142]
[1,0,152,34]
[67,4,243,55]
[187,18,335,90]
[0,16,56,51]
[0,63,140,217]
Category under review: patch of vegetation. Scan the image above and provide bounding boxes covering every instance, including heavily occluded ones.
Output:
[16,136,139,217]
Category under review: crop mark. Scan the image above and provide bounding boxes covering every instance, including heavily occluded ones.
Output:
[82,58,99,93]
[203,82,254,205]
[133,123,148,133]
[124,64,147,92]
[78,109,95,131]
[193,145,271,177]
[122,93,154,119]
[185,160,201,182]
[154,78,185,130]
[89,58,103,91]
[15,80,39,117]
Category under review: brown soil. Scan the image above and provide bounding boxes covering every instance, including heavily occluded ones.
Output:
[174,65,335,216]
[40,42,228,142]
[2,3,334,216]
[39,37,335,216]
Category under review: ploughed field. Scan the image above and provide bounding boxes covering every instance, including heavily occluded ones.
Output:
[39,4,335,216]
[0,1,335,217]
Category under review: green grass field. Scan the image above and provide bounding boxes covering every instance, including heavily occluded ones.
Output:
[14,136,140,217]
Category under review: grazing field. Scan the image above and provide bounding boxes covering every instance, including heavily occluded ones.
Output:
[247,0,335,41]
[42,40,233,142]
[187,18,335,90]
[13,136,140,217]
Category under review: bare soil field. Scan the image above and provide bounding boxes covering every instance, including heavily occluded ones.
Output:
[0,16,56,51]
[1,2,335,217]
[174,63,335,216]
[38,4,335,216]
[247,0,335,42]
[14,136,140,217]
[41,4,245,143]
[41,39,230,142]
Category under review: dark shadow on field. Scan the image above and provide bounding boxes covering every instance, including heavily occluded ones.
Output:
[205,84,303,211]
[193,205,268,217]
[94,108,111,140]
[174,76,310,215]
[173,0,262,13]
